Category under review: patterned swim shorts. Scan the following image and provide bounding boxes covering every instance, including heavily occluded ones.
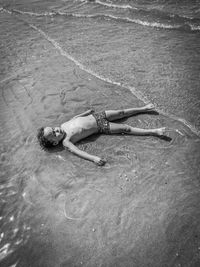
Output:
[92,111,110,134]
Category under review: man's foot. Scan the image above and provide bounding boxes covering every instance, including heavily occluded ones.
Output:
[145,103,155,111]
[156,127,166,136]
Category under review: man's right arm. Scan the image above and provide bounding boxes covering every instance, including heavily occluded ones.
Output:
[63,140,106,166]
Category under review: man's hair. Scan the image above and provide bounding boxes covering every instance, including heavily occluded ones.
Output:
[37,127,54,150]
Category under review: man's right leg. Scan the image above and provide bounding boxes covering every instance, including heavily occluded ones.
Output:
[105,104,155,121]
[109,122,166,136]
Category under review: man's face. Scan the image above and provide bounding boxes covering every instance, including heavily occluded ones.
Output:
[44,127,65,145]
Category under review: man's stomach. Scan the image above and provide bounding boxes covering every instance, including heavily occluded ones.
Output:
[69,127,98,143]
[61,115,98,143]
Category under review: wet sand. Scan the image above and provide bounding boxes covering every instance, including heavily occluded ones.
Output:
[1,8,200,267]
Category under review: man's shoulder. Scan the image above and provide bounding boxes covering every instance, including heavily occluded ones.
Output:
[61,119,73,128]
[61,120,70,126]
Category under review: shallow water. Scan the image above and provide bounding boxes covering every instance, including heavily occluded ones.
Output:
[0,0,200,266]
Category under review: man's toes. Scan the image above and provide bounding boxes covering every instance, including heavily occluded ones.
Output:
[146,103,155,110]
[161,127,166,135]
[158,127,166,136]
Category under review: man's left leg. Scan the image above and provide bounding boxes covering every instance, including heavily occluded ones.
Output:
[105,104,155,121]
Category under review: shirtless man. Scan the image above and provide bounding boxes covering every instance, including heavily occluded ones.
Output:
[37,104,166,166]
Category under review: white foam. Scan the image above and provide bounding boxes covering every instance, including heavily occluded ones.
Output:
[1,7,12,14]
[9,216,14,222]
[190,24,200,31]
[7,8,199,32]
[71,13,181,30]
[12,8,56,17]
[95,0,137,10]
[0,233,4,241]
[0,243,13,261]
[98,13,181,29]
[0,243,9,253]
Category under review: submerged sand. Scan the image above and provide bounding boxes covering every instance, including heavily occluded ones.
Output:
[0,9,200,267]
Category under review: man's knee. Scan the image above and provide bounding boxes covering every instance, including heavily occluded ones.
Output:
[118,110,125,117]
[122,125,131,133]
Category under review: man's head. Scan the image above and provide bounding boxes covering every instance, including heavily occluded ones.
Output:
[37,126,65,149]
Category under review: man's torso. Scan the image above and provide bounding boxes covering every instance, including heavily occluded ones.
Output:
[61,115,98,143]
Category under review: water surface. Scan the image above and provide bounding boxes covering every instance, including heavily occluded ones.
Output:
[0,1,200,266]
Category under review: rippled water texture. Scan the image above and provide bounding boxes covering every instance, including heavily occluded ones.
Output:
[0,0,200,266]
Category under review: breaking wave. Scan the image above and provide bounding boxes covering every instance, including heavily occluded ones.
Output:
[2,7,199,32]
[95,0,137,10]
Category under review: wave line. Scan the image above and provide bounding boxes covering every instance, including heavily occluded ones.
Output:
[4,7,200,31]
[12,8,56,17]
[10,8,179,29]
[95,0,137,10]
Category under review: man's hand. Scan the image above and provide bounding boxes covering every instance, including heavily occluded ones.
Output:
[94,157,106,166]
[64,140,106,165]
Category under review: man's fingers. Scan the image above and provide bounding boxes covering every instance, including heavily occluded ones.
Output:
[98,159,106,166]
[101,159,106,165]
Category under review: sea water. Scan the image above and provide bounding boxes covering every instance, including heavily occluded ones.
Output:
[0,1,200,266]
